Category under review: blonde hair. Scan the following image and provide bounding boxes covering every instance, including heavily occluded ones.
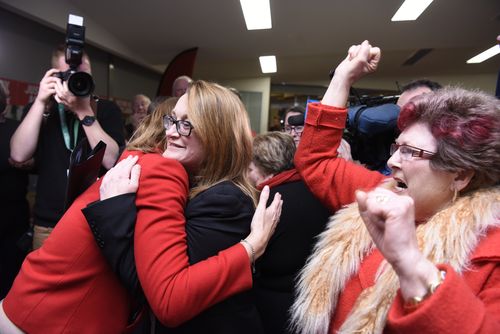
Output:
[127,97,178,153]
[187,80,256,205]
[253,132,296,175]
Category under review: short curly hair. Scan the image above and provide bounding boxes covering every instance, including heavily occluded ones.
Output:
[398,87,500,193]
[252,132,296,175]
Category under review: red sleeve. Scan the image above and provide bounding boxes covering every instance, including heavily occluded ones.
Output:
[294,103,384,212]
[132,154,253,327]
[387,263,500,333]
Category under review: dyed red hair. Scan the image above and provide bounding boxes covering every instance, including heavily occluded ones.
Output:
[397,87,500,193]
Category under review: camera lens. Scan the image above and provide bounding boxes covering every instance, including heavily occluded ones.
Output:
[67,72,94,97]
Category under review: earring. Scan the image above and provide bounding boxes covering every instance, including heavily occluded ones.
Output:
[452,188,458,203]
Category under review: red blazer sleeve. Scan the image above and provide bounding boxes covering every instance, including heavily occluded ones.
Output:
[387,228,500,333]
[132,153,253,327]
[294,103,384,212]
[387,263,500,333]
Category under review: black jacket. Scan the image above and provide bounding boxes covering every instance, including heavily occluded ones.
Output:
[83,180,264,334]
[255,178,331,334]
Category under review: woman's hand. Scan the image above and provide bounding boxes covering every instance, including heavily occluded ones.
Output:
[356,187,440,300]
[336,40,381,84]
[243,186,283,259]
[322,40,381,107]
[100,155,141,200]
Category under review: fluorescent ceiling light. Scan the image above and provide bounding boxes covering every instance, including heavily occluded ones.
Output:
[259,56,277,73]
[466,44,500,64]
[392,0,434,21]
[240,0,272,30]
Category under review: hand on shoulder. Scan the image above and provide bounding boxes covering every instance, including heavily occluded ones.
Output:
[100,155,141,200]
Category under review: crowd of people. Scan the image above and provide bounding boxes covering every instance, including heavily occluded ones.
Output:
[0,38,499,334]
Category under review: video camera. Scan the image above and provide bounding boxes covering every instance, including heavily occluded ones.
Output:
[345,89,401,174]
[56,14,94,97]
[287,114,305,126]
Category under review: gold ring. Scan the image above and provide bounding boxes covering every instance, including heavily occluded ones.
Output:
[375,195,389,203]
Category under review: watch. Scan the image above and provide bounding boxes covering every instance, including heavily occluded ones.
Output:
[81,115,96,126]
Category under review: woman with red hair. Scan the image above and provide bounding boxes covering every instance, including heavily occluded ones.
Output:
[291,41,500,333]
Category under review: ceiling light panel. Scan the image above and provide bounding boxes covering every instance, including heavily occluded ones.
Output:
[392,0,434,21]
[259,55,277,73]
[240,0,272,30]
[466,44,500,64]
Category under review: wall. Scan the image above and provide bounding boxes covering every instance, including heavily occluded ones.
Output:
[109,57,161,101]
[220,77,271,134]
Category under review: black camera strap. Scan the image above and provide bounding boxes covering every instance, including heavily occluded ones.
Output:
[58,103,79,151]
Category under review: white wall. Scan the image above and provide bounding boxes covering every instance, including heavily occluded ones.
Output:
[220,77,271,134]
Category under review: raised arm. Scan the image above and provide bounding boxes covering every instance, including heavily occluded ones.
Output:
[294,41,384,212]
[10,69,59,163]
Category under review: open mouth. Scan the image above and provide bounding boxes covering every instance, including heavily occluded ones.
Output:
[391,177,407,192]
[395,181,408,191]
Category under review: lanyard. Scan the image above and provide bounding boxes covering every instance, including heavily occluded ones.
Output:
[58,104,79,151]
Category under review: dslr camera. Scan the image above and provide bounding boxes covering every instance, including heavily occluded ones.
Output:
[56,14,94,97]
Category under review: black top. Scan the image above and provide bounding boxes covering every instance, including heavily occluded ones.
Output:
[83,180,265,334]
[185,181,254,263]
[255,179,331,334]
[25,99,124,227]
[174,181,263,334]
[0,118,29,236]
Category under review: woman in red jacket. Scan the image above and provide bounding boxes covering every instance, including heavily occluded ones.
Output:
[290,41,500,333]
[87,81,282,334]
[0,83,282,334]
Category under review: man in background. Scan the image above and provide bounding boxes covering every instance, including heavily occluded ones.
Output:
[125,94,151,140]
[397,79,442,107]
[172,75,192,97]
[282,105,305,147]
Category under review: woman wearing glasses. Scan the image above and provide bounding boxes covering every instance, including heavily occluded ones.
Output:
[290,41,500,333]
[282,106,305,147]
[1,84,282,334]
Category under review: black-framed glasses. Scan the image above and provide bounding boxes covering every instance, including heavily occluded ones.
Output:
[390,143,436,161]
[163,115,194,137]
[284,125,304,135]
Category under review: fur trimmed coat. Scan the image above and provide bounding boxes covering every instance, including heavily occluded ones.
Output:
[291,186,500,334]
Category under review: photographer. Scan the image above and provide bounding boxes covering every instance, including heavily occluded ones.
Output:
[10,44,124,249]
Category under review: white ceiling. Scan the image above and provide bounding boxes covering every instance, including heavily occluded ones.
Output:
[1,0,499,86]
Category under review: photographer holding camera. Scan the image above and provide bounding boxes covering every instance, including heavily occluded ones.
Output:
[10,42,124,250]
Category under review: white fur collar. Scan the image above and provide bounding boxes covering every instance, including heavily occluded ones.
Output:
[290,187,500,334]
